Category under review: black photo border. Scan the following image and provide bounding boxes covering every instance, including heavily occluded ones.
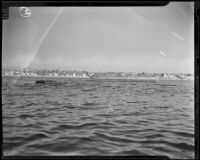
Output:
[1,1,199,160]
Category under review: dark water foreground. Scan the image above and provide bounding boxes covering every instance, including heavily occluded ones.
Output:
[2,77,194,158]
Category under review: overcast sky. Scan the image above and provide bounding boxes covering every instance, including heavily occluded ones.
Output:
[2,2,194,73]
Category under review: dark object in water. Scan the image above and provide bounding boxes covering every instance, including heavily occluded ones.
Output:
[35,80,53,84]
[35,80,46,84]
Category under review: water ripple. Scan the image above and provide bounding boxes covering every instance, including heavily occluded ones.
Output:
[2,77,194,158]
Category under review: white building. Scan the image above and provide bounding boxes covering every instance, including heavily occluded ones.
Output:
[53,73,58,77]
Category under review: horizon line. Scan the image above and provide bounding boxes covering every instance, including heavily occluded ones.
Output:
[2,67,194,74]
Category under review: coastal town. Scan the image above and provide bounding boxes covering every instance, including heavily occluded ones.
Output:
[2,68,194,80]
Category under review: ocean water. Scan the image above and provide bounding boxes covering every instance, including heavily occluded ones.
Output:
[2,76,194,158]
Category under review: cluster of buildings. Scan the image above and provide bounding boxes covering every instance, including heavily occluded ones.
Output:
[2,68,194,80]
[2,68,88,78]
[89,72,194,80]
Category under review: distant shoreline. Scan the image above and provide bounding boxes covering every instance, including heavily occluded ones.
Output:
[2,75,89,78]
[2,75,194,81]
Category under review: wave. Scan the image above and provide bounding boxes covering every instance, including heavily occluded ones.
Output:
[2,77,194,158]
[82,102,97,106]
[52,122,98,130]
[81,88,97,92]
[95,132,134,143]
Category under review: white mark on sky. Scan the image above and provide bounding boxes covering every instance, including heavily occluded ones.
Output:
[22,7,65,68]
[159,50,167,57]
[171,32,184,41]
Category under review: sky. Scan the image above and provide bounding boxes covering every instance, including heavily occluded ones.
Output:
[2,2,194,73]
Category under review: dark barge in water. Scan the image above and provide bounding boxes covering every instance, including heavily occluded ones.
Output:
[35,80,55,84]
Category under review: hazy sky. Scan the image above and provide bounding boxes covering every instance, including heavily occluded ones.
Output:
[2,2,194,73]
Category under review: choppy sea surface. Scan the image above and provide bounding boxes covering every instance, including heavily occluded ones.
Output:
[2,76,194,158]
